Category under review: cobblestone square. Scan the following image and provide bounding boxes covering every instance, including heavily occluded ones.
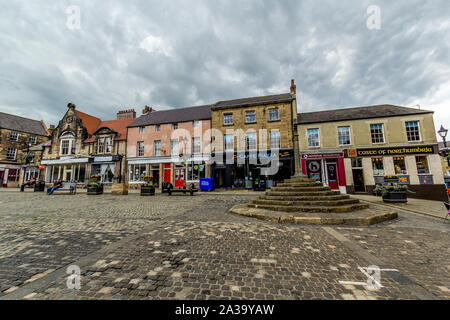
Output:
[0,192,448,300]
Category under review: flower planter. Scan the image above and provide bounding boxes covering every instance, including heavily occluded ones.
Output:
[87,183,103,195]
[382,191,407,203]
[141,183,155,196]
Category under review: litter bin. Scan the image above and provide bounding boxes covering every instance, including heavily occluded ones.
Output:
[199,178,214,191]
[34,181,45,192]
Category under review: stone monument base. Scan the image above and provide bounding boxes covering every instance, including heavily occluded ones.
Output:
[111,183,128,196]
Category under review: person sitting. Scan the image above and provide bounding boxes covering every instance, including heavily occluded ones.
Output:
[20,178,36,192]
[47,178,63,195]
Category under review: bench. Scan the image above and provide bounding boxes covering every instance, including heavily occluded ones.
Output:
[48,182,77,195]
[166,183,199,196]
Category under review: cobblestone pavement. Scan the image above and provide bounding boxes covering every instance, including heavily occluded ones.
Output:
[0,192,448,300]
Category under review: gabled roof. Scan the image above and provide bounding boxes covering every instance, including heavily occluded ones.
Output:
[0,112,49,136]
[84,118,136,143]
[129,105,212,128]
[298,105,433,125]
[75,110,101,135]
[213,93,293,109]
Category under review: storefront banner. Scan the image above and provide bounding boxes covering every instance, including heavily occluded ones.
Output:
[347,145,436,158]
[41,158,90,165]
[301,152,344,160]
[94,156,113,162]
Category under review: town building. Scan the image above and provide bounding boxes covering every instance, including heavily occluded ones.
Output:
[127,105,212,188]
[438,142,450,177]
[210,80,298,189]
[41,103,135,186]
[0,112,49,188]
[297,104,447,201]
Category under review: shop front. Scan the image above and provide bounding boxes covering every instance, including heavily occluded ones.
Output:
[345,145,447,201]
[211,149,294,189]
[90,155,123,184]
[301,151,347,194]
[41,157,90,184]
[0,163,21,188]
[21,165,44,184]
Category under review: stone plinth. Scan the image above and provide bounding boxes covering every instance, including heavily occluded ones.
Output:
[111,183,128,196]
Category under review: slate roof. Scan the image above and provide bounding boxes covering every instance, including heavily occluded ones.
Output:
[0,112,49,136]
[129,105,212,128]
[298,105,433,125]
[213,93,293,109]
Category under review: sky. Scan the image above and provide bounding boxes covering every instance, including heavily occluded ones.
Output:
[0,0,449,138]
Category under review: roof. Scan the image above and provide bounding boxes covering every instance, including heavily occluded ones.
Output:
[75,110,101,135]
[213,93,293,109]
[129,105,212,127]
[0,112,49,136]
[298,105,434,125]
[84,118,136,143]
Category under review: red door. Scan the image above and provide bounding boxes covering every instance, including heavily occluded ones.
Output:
[164,164,171,183]
[326,162,339,190]
[174,168,185,188]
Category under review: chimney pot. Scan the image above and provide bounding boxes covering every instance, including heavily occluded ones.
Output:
[290,79,296,95]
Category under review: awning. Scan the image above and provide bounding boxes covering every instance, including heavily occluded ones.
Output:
[41,158,90,165]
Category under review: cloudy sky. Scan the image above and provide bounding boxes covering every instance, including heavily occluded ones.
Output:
[0,0,449,136]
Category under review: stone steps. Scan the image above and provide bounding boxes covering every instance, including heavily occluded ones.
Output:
[270,186,332,192]
[279,182,323,187]
[261,195,351,201]
[251,198,360,207]
[284,177,318,183]
[266,191,342,197]
[247,203,370,213]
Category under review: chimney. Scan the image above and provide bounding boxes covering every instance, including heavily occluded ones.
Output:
[290,79,296,95]
[48,125,56,135]
[117,108,136,120]
[142,105,155,116]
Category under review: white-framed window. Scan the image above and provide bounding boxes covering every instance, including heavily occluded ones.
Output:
[9,131,19,141]
[137,141,145,157]
[246,132,257,150]
[6,148,17,161]
[338,126,351,146]
[155,125,161,132]
[193,121,199,128]
[224,114,233,126]
[61,140,70,155]
[98,138,105,153]
[245,111,256,124]
[29,136,37,145]
[270,130,281,149]
[171,139,179,155]
[224,135,234,151]
[370,124,385,144]
[307,128,320,148]
[405,121,421,142]
[192,137,201,154]
[154,140,161,156]
[139,126,146,134]
[268,108,279,121]
[129,164,146,183]
[105,138,112,153]
[71,140,76,154]
[173,123,178,130]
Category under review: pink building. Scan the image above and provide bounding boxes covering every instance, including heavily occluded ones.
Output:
[127,105,212,188]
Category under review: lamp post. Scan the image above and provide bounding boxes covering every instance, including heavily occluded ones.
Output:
[438,125,448,148]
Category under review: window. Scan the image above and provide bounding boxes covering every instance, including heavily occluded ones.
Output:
[129,164,146,183]
[29,136,37,145]
[6,148,17,161]
[98,138,105,153]
[416,156,429,174]
[372,157,384,175]
[71,140,76,154]
[393,157,407,174]
[246,132,257,150]
[193,121,199,128]
[9,132,19,141]
[268,108,280,121]
[351,158,363,168]
[154,140,161,156]
[224,114,233,126]
[61,140,70,155]
[307,128,320,147]
[171,139,179,155]
[139,127,146,134]
[192,137,201,154]
[338,127,351,145]
[187,162,206,181]
[155,125,161,132]
[245,111,256,124]
[370,124,385,144]
[137,141,144,157]
[270,130,281,149]
[405,121,421,142]
[224,135,234,151]
[173,123,178,130]
[105,138,112,153]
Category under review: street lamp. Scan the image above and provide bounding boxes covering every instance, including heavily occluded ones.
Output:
[438,125,448,148]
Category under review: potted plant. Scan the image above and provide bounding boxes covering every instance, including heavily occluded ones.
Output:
[374,182,409,203]
[87,174,104,195]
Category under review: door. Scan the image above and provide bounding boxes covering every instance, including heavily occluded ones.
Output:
[174,168,185,188]
[164,164,171,183]
[0,171,5,188]
[326,162,339,190]
[352,169,366,192]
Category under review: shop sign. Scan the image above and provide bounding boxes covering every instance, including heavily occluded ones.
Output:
[348,145,435,158]
[302,152,344,160]
[234,150,293,160]
[38,165,46,170]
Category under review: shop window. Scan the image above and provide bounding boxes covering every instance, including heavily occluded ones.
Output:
[137,141,145,157]
[338,127,351,145]
[154,140,161,156]
[246,132,257,150]
[268,108,279,121]
[187,162,206,181]
[370,124,385,144]
[139,127,146,134]
[405,121,421,142]
[29,136,37,145]
[307,128,320,148]
[224,114,234,126]
[224,135,234,151]
[192,137,201,154]
[372,157,384,175]
[245,111,256,124]
[129,164,146,183]
[9,131,19,141]
[416,156,430,174]
[7,148,17,161]
[351,158,363,168]
[171,139,179,155]
[270,131,281,149]
[92,164,115,183]
[393,157,407,174]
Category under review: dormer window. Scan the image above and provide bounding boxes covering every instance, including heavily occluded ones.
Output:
[98,138,105,153]
[105,138,112,153]
[60,133,75,155]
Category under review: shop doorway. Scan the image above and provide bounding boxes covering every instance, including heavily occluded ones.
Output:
[326,162,339,190]
[0,171,5,188]
[163,164,171,183]
[174,167,185,188]
[352,169,366,192]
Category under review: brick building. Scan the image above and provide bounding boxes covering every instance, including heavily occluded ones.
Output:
[0,112,49,188]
